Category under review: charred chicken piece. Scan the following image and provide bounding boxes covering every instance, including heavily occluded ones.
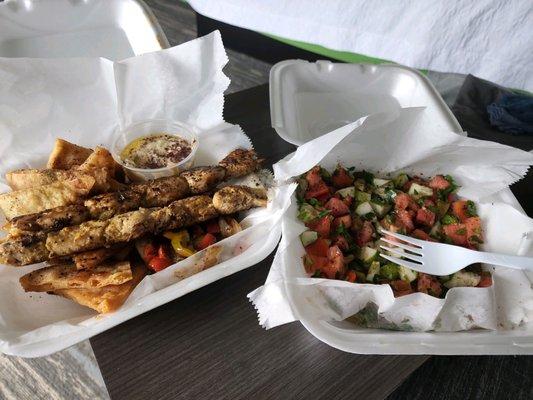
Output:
[218,149,263,179]
[212,185,268,214]
[180,166,226,194]
[46,186,266,258]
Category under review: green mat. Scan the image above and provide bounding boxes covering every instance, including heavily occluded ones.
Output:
[264,33,388,64]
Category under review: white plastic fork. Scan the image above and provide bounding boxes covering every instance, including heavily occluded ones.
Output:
[378,228,533,276]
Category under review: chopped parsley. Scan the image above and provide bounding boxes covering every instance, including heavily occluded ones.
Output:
[441,214,459,225]
[466,200,477,217]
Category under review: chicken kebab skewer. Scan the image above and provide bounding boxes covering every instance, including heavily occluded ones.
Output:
[5,149,262,236]
[0,186,268,265]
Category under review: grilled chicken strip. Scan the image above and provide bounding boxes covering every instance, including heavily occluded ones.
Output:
[212,186,267,214]
[219,148,263,179]
[46,186,266,258]
[5,149,261,235]
[180,166,226,194]
[7,205,90,235]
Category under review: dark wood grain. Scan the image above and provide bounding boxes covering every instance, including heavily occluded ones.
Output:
[388,356,533,400]
[91,84,428,400]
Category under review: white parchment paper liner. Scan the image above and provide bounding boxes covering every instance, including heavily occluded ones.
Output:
[249,108,533,333]
[0,32,292,357]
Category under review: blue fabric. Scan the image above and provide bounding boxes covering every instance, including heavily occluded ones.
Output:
[486,93,533,135]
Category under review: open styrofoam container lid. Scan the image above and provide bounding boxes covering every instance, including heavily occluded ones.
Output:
[270,60,463,145]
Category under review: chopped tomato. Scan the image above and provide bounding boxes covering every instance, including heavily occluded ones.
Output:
[417,273,442,297]
[305,238,330,257]
[477,273,493,288]
[315,192,332,203]
[443,223,468,246]
[394,192,419,212]
[143,243,158,261]
[345,270,357,283]
[325,197,350,217]
[412,229,430,240]
[305,167,323,187]
[333,215,352,230]
[356,220,374,246]
[390,280,411,292]
[206,220,221,234]
[429,175,450,190]
[451,200,469,222]
[465,216,483,246]
[390,280,414,297]
[332,166,353,188]
[394,192,411,210]
[333,234,349,251]
[305,181,330,200]
[396,210,415,232]
[416,207,436,227]
[321,245,345,279]
[148,256,173,272]
[194,233,217,250]
[423,198,436,208]
[303,254,328,274]
[307,216,332,237]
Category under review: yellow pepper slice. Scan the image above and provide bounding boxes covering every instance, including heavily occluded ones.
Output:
[163,230,196,258]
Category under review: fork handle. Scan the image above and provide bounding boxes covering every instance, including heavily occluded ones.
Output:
[473,251,533,272]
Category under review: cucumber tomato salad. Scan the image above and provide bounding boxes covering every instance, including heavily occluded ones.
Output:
[296,166,492,298]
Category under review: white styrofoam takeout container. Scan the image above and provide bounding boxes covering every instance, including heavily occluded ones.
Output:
[270,60,463,145]
[270,60,532,354]
[0,0,168,60]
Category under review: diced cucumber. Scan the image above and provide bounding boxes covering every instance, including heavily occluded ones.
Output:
[380,263,400,280]
[359,246,378,264]
[366,261,380,282]
[353,178,366,191]
[398,265,418,282]
[444,271,481,288]
[336,186,356,198]
[384,189,397,202]
[297,203,319,223]
[373,178,391,187]
[393,173,409,189]
[355,202,373,216]
[299,230,318,247]
[408,183,434,198]
[354,190,371,203]
[370,201,391,217]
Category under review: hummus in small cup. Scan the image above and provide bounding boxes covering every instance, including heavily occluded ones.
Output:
[111,119,198,181]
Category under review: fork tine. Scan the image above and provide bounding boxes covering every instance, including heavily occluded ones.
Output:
[380,253,426,272]
[380,245,423,263]
[380,228,425,248]
[380,238,423,255]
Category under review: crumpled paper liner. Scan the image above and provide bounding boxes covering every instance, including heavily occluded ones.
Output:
[0,31,292,357]
[249,108,533,332]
